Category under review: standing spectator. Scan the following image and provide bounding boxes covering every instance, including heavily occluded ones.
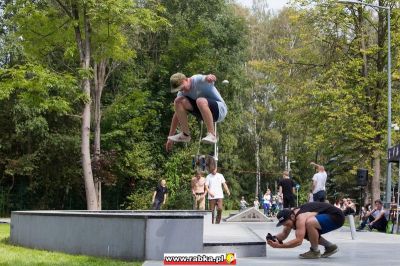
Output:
[205,161,230,224]
[263,189,272,216]
[152,179,168,210]
[310,162,327,202]
[277,192,283,211]
[271,195,278,217]
[239,196,249,211]
[278,171,296,208]
[191,170,206,210]
[254,197,260,209]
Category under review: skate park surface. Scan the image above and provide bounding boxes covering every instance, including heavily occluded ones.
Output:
[144,217,400,266]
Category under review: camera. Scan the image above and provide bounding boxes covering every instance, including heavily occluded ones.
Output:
[266,233,282,244]
[266,233,277,242]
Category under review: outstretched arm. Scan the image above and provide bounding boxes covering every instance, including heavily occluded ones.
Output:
[310,162,322,168]
[275,225,292,242]
[165,113,179,151]
[268,218,305,249]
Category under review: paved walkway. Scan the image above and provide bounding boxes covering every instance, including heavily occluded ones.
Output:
[144,218,400,266]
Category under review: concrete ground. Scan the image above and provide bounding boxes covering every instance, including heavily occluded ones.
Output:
[144,218,400,266]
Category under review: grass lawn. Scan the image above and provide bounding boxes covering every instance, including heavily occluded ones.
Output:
[0,224,142,266]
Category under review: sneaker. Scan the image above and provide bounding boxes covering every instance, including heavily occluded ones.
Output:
[168,132,191,143]
[299,249,321,259]
[201,132,217,144]
[321,244,338,258]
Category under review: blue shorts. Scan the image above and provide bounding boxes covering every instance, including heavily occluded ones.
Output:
[185,96,220,122]
[315,214,342,234]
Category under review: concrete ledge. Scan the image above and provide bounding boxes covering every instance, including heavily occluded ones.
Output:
[11,210,209,260]
[203,242,266,257]
[203,223,267,257]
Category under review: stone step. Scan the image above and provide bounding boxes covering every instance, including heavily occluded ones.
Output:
[203,223,267,257]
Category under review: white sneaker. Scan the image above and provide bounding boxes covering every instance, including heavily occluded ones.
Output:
[201,133,217,144]
[168,132,191,143]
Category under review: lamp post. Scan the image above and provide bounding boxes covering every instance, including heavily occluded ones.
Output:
[338,0,392,206]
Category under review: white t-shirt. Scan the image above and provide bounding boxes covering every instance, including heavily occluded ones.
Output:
[205,173,226,199]
[312,171,327,193]
[372,208,389,220]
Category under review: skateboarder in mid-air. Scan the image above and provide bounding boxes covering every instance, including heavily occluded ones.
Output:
[165,73,227,152]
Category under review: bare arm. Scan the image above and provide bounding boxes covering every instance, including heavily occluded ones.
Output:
[165,113,179,151]
[152,191,156,203]
[168,113,179,136]
[163,194,167,204]
[268,216,306,249]
[275,225,292,242]
[223,182,230,196]
[310,162,321,168]
[205,184,214,198]
[191,178,196,195]
[370,210,385,224]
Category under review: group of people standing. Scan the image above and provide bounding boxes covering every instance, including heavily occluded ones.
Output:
[152,161,230,224]
[240,189,281,217]
[190,161,231,224]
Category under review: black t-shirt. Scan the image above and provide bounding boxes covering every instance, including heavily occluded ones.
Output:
[296,202,345,225]
[278,178,295,198]
[155,185,168,201]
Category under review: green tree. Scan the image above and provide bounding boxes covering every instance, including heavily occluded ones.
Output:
[9,0,169,209]
[0,64,82,213]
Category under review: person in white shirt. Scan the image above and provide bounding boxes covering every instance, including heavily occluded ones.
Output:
[205,160,230,224]
[254,198,260,209]
[310,162,327,202]
[239,196,249,211]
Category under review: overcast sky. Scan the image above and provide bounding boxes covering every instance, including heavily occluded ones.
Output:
[236,0,288,10]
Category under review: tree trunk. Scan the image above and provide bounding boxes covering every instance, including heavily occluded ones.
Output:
[93,60,107,210]
[73,3,98,210]
[255,129,260,199]
[81,77,98,210]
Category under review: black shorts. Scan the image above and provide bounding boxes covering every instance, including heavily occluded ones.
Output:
[185,96,219,122]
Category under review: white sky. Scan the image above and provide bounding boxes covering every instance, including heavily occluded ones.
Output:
[236,0,288,10]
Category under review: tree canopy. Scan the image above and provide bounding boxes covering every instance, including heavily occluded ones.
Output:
[1,0,400,215]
